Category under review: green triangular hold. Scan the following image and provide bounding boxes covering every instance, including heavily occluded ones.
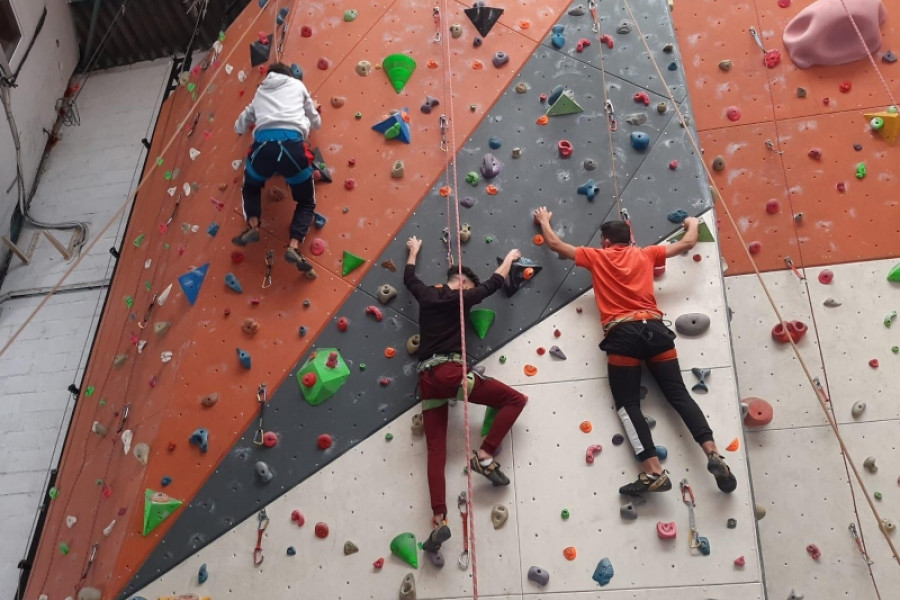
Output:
[546,92,584,117]
[342,250,366,276]
[383,54,416,93]
[469,308,495,339]
[390,532,419,568]
[143,489,183,536]
[888,263,900,282]
[668,219,715,243]
[481,407,498,437]
[297,348,351,406]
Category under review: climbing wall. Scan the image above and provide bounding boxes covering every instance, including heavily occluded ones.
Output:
[24,0,761,599]
[129,211,764,600]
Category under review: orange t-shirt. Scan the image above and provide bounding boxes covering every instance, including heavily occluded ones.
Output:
[575,245,667,326]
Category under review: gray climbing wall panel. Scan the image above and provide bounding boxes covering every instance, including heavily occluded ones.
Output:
[124,1,713,594]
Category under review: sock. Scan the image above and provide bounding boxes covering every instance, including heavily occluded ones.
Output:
[479,457,493,467]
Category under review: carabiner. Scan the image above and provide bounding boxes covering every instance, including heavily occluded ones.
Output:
[604,99,618,132]
[254,509,270,566]
[262,250,274,289]
[252,383,267,445]
[439,115,449,152]
[589,0,600,32]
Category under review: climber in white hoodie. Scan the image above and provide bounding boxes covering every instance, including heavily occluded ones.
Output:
[233,62,322,272]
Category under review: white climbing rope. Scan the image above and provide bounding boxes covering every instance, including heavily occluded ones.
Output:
[836,0,899,109]
[620,0,900,579]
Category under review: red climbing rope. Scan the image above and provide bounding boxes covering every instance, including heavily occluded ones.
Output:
[436,0,479,596]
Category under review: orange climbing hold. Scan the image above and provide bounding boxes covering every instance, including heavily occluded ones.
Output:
[427,59,438,69]
[519,19,531,29]
[726,438,740,452]
[536,115,549,126]
[523,364,538,376]
[533,234,544,245]
[472,60,484,70]
[563,546,577,560]
[579,421,593,433]
[522,267,535,280]
[439,186,452,197]
[486,184,498,195]
[384,347,397,358]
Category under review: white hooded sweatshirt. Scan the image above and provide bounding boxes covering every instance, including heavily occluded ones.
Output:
[234,72,321,139]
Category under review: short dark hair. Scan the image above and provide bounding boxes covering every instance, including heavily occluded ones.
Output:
[600,220,631,245]
[447,266,481,287]
[267,62,292,76]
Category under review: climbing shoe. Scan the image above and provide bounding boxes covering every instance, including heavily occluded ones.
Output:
[618,470,672,496]
[284,247,313,272]
[421,522,451,553]
[707,452,738,493]
[469,451,510,487]
[231,227,260,246]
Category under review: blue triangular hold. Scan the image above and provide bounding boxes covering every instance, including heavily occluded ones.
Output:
[178,263,209,306]
[224,272,243,294]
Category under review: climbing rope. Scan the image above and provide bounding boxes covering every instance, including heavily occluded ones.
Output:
[620,0,900,578]
[436,0,479,596]
[837,0,898,109]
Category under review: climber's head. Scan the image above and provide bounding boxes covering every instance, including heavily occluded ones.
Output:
[446,266,480,290]
[600,220,631,248]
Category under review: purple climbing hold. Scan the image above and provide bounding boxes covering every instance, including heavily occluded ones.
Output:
[548,346,567,360]
[492,51,510,68]
[481,153,502,178]
[612,434,625,446]
[460,197,475,208]
[527,565,550,586]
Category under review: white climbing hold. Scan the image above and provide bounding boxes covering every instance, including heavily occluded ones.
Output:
[864,456,877,473]
[157,283,172,306]
[65,515,77,528]
[787,590,804,600]
[144,259,152,269]
[189,148,201,161]
[77,586,101,600]
[225,63,234,75]
[161,351,173,363]
[183,182,192,196]
[103,519,116,536]
[851,401,866,418]
[137,340,148,354]
[133,442,150,465]
[232,159,243,170]
[167,186,177,196]
[238,70,247,82]
[121,429,133,455]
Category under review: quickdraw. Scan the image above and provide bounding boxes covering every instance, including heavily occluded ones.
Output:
[116,404,131,435]
[749,26,781,69]
[441,227,455,267]
[252,383,268,446]
[784,256,806,281]
[137,292,159,329]
[604,100,618,132]
[262,250,274,289]
[433,7,441,42]
[164,193,183,229]
[80,543,98,579]
[848,522,874,565]
[620,208,636,246]
[254,508,270,566]
[439,115,450,152]
[589,0,600,32]
[457,491,470,569]
[681,479,710,555]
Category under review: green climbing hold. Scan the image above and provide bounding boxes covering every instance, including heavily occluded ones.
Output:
[187,82,196,93]
[892,346,899,354]
[98,398,107,406]
[561,508,570,520]
[218,31,226,42]
[485,236,494,243]
[359,363,366,371]
[143,489,183,536]
[481,407,498,437]
[888,263,900,282]
[546,92,584,117]
[499,355,506,364]
[383,54,417,93]
[466,171,480,186]
[297,348,351,406]
[48,487,59,500]
[343,9,358,22]
[669,219,715,243]
[156,157,164,166]
[85,386,95,397]
[342,250,366,276]
[856,162,867,179]
[385,433,394,441]
[125,296,134,309]
[874,491,883,500]
[469,308,495,340]
[164,243,170,250]
[384,122,402,140]
[164,170,173,180]
[389,532,419,568]
[885,311,897,327]
[145,281,152,292]
[60,542,70,555]
[134,234,145,248]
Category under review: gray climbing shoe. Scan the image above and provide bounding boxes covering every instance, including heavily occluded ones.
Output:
[421,522,451,553]
[707,452,737,493]
[619,470,672,496]
[284,247,313,272]
[469,452,510,487]
[231,227,260,246]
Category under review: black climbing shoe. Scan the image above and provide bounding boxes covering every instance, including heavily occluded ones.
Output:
[421,522,451,553]
[618,470,672,496]
[284,247,313,272]
[469,451,510,487]
[707,452,737,493]
[231,227,260,246]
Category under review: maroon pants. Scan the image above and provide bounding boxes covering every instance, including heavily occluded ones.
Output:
[419,362,527,517]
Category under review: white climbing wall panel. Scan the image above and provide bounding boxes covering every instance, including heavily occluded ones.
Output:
[726,262,900,600]
[132,208,766,599]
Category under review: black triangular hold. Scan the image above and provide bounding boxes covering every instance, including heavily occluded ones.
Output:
[464,5,504,38]
[249,34,274,67]
[496,256,542,297]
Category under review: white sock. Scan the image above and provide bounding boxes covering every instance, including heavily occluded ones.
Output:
[479,457,493,467]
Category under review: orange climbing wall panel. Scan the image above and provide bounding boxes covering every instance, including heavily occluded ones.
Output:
[25,0,575,598]
[673,0,900,275]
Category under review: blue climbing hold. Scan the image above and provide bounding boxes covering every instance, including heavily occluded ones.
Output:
[314,212,327,229]
[698,536,711,555]
[299,325,308,337]
[577,179,600,201]
[258,0,267,7]
[276,7,289,25]
[667,209,688,224]
[656,445,668,460]
[190,428,209,453]
[287,546,297,556]
[198,563,209,584]
[290,62,303,80]
[550,24,565,49]
[207,222,219,237]
[667,61,678,71]
[630,131,650,151]
[161,476,173,487]
[547,84,565,106]
[224,272,243,294]
[592,557,614,586]
[237,347,252,369]
[488,136,502,150]
[178,263,210,307]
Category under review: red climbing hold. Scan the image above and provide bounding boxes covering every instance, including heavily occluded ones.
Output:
[778,0,790,7]
[806,544,821,560]
[317,57,329,70]
[836,181,846,192]
[726,106,741,121]
[554,329,561,338]
[600,34,614,48]
[823,97,830,106]
[263,431,278,447]
[818,269,834,284]
[748,241,762,254]
[764,49,781,68]
[317,433,333,449]
[167,442,177,452]
[576,38,591,52]
[585,444,602,464]
[743,397,774,427]
[808,147,822,160]
[373,557,385,569]
[656,521,677,539]
[365,305,384,321]
[692,254,702,262]
[309,238,326,256]
[668,160,678,170]
[326,351,339,368]
[633,91,650,106]
[765,199,780,214]
[771,320,808,343]
[378,377,392,386]
[231,251,245,264]
[301,25,312,37]
[302,372,318,387]
[536,347,546,355]
[337,317,349,332]
[839,81,852,93]
[539,93,548,103]
[344,178,356,190]
[348,158,356,167]
[869,358,879,368]
[734,555,746,566]
[557,140,573,158]
[314,522,330,538]
[291,509,306,526]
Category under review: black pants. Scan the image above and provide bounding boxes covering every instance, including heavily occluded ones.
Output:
[242,139,316,242]
[600,320,714,461]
